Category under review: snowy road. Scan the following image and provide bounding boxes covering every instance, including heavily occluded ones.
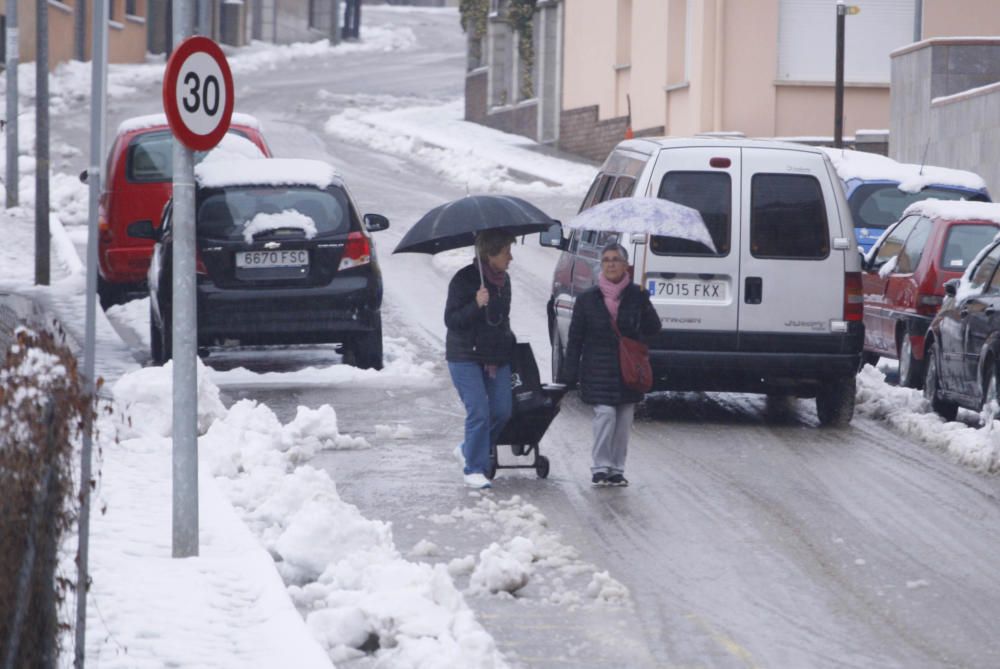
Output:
[50,6,1000,668]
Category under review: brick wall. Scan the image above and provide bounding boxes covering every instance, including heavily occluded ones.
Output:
[558,105,665,162]
[465,69,488,124]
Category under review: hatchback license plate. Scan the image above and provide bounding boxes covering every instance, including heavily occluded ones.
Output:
[647,278,728,302]
[236,250,309,268]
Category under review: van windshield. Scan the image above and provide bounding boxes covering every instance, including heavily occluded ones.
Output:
[851,184,988,230]
[651,171,731,257]
[196,186,352,240]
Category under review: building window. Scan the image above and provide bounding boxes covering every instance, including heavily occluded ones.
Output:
[777,0,914,84]
[126,0,138,17]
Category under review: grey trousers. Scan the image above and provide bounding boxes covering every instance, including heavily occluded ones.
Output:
[591,403,635,475]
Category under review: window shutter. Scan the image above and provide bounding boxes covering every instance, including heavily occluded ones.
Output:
[777,0,915,84]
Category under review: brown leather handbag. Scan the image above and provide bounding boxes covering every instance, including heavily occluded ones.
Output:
[612,322,653,393]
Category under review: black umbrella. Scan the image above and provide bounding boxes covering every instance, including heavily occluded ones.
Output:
[393,194,556,255]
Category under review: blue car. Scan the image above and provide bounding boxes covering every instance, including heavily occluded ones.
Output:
[822,148,991,254]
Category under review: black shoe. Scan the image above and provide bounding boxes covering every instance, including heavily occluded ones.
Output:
[591,472,609,486]
[607,474,629,487]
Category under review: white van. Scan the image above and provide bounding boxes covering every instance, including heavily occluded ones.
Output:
[542,138,864,426]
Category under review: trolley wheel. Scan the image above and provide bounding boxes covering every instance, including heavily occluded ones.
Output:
[511,443,526,456]
[535,455,550,479]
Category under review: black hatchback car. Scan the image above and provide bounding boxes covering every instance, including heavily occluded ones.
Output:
[923,234,1000,421]
[137,158,389,369]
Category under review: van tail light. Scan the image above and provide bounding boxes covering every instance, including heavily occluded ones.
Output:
[339,232,371,270]
[844,271,863,321]
[195,250,208,276]
[98,216,112,244]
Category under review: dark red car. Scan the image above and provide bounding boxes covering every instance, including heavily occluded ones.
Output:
[83,112,271,307]
[862,200,1000,387]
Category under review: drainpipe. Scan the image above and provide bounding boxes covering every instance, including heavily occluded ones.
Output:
[713,0,724,132]
[913,0,922,42]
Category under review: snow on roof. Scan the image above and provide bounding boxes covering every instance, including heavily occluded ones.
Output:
[116,112,263,135]
[820,147,986,193]
[902,199,1000,225]
[195,158,340,190]
[199,133,267,163]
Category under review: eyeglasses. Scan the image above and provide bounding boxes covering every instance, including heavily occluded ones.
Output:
[601,257,626,265]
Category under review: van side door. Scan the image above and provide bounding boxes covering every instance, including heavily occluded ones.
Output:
[643,146,741,342]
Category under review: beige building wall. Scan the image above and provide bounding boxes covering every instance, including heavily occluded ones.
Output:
[561,0,1000,142]
[4,0,147,68]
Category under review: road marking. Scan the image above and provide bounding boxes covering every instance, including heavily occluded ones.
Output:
[686,613,760,668]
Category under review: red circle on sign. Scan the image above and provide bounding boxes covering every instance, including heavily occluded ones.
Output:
[162,36,235,152]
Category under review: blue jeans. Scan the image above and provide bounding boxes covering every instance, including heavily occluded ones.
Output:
[448,362,512,475]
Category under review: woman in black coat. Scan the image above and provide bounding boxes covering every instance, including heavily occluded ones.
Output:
[444,229,517,489]
[560,241,661,487]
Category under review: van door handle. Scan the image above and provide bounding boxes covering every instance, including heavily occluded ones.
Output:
[745,277,762,304]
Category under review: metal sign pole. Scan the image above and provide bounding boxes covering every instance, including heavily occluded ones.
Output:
[4,0,17,208]
[75,1,107,663]
[34,0,49,285]
[172,0,199,559]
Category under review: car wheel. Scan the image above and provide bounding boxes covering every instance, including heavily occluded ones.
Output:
[923,347,958,421]
[897,334,922,389]
[550,325,564,383]
[860,351,880,370]
[981,363,999,427]
[98,275,124,310]
[816,376,856,427]
[350,313,383,370]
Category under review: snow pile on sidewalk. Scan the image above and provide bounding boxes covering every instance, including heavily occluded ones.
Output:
[430,496,631,607]
[323,96,596,195]
[856,365,1000,472]
[103,361,506,667]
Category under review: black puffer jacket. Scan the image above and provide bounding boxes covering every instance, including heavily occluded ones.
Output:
[561,284,661,405]
[445,263,515,364]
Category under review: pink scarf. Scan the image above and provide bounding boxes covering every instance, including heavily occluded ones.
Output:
[598,272,629,326]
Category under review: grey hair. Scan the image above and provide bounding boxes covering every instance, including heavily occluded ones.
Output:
[601,241,628,263]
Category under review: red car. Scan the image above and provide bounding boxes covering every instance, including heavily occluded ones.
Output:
[83,112,271,307]
[862,199,1000,386]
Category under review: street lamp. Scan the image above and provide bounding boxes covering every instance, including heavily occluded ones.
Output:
[834,1,860,148]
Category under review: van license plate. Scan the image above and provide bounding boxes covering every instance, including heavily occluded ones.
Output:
[647,278,728,302]
[236,250,309,268]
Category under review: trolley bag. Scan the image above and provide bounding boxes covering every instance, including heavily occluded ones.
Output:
[510,342,547,414]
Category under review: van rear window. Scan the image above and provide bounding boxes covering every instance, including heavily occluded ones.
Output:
[750,174,829,259]
[127,129,253,183]
[651,172,731,257]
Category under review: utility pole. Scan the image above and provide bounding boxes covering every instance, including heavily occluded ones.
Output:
[913,0,923,42]
[74,0,87,60]
[172,0,199,559]
[5,0,18,208]
[75,0,107,663]
[35,0,50,285]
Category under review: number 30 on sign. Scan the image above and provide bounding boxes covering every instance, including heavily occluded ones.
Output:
[162,36,235,152]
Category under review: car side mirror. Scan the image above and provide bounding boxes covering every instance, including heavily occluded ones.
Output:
[79,169,88,184]
[127,219,159,240]
[363,213,389,232]
[539,222,567,250]
[943,278,959,297]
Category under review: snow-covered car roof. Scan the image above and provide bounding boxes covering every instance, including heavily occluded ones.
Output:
[195,158,341,190]
[199,134,268,163]
[820,147,986,193]
[902,198,1000,225]
[116,111,263,135]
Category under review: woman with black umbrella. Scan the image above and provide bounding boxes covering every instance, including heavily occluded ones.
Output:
[445,229,518,489]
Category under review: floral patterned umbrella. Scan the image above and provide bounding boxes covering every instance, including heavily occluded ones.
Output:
[566,197,716,253]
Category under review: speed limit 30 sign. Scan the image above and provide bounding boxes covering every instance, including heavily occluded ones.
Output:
[163,36,235,151]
